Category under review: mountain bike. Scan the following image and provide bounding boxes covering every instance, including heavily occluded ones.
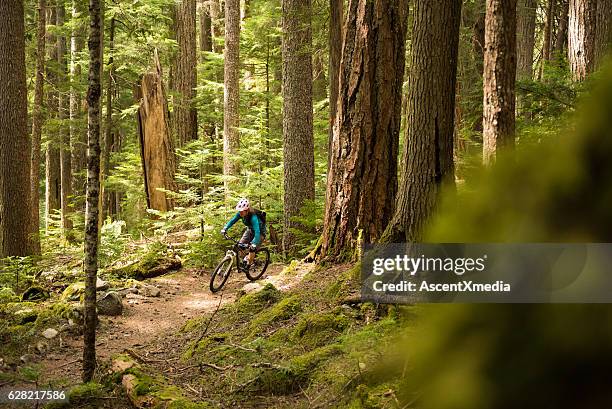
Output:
[209,232,270,293]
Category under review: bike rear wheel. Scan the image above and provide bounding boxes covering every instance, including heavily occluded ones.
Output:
[210,256,233,293]
[246,248,270,281]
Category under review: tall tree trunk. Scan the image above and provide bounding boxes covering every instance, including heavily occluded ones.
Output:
[71,0,86,201]
[516,0,536,80]
[0,0,32,257]
[58,1,73,234]
[199,0,212,58]
[554,0,570,57]
[175,0,198,147]
[45,7,61,234]
[136,52,177,212]
[471,0,486,132]
[381,0,461,244]
[30,0,46,255]
[210,0,222,53]
[483,0,517,165]
[83,0,103,383]
[595,0,612,68]
[102,17,115,220]
[318,0,409,260]
[282,0,315,251]
[327,0,343,171]
[223,0,240,192]
[568,0,597,81]
[542,0,556,64]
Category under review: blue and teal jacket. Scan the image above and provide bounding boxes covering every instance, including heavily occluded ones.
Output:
[224,212,262,245]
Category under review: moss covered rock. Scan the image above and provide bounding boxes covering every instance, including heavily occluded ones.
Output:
[233,283,281,315]
[60,282,85,302]
[293,312,350,347]
[109,256,181,280]
[248,295,302,336]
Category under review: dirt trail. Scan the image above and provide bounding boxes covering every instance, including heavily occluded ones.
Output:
[34,263,291,386]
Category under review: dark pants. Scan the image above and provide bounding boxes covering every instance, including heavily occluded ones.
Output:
[239,228,265,249]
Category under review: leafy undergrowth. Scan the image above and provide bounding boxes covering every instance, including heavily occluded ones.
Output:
[128,261,421,408]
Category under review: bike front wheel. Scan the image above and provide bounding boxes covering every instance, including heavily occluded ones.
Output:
[210,256,234,293]
[246,248,270,281]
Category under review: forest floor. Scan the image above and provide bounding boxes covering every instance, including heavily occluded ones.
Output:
[2,239,403,408]
[3,261,310,388]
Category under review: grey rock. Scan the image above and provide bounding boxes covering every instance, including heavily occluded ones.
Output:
[42,328,59,339]
[20,354,35,364]
[141,284,161,298]
[96,277,110,291]
[97,292,123,316]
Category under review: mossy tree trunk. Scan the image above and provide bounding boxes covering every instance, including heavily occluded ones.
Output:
[83,0,103,383]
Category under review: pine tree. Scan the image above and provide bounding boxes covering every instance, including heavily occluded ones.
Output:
[174,0,198,146]
[30,0,47,255]
[381,0,462,243]
[0,0,32,257]
[483,0,517,164]
[223,0,240,191]
[318,0,409,260]
[568,0,597,81]
[282,0,315,251]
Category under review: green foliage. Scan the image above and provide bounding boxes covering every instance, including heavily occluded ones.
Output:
[0,256,39,293]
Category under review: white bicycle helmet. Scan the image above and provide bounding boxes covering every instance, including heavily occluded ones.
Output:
[235,198,250,211]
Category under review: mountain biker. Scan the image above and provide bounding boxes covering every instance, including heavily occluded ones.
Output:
[220,198,265,267]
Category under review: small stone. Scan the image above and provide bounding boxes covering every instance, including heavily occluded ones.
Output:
[36,341,48,354]
[20,354,35,364]
[243,282,263,294]
[141,284,161,298]
[96,277,109,291]
[97,292,123,316]
[42,328,59,339]
[126,293,145,300]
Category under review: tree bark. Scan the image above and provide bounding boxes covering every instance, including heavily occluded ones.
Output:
[174,0,198,147]
[0,0,32,257]
[30,0,46,255]
[282,0,315,251]
[70,0,86,200]
[568,0,597,81]
[554,0,570,57]
[136,52,177,212]
[223,0,240,192]
[381,0,461,244]
[83,0,103,383]
[45,7,61,234]
[595,0,612,68]
[516,0,536,80]
[327,0,343,171]
[58,1,73,234]
[101,17,115,220]
[210,0,223,53]
[319,0,409,260]
[542,0,556,63]
[199,0,212,58]
[483,0,517,165]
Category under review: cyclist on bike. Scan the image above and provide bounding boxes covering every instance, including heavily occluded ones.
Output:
[220,198,264,267]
